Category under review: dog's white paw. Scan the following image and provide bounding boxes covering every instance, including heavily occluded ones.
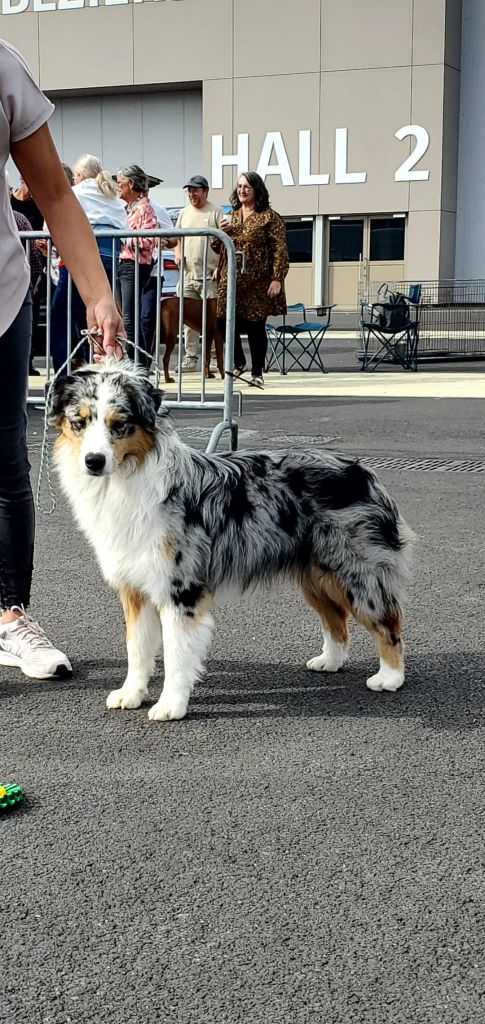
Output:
[148,695,188,721]
[366,667,404,692]
[106,687,146,710]
[306,653,343,673]
[306,637,348,673]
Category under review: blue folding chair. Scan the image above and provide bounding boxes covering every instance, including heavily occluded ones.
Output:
[266,303,335,374]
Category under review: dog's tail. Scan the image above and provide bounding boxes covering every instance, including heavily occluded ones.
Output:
[346,474,415,624]
[312,468,415,626]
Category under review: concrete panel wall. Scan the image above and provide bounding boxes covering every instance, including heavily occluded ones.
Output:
[234,0,320,77]
[39,6,135,91]
[321,0,413,71]
[0,0,463,280]
[134,0,233,84]
[455,0,485,278]
[319,67,411,216]
[47,91,202,208]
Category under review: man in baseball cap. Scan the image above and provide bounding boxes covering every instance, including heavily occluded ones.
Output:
[184,174,209,190]
[171,173,223,371]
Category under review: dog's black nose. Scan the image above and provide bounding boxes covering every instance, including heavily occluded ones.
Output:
[85,452,106,475]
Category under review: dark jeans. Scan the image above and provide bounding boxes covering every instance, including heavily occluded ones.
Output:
[0,293,35,609]
[140,274,165,367]
[50,266,86,372]
[116,260,152,352]
[50,252,114,373]
[219,314,268,377]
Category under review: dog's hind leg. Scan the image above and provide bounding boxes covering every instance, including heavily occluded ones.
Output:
[355,608,405,693]
[106,588,162,710]
[148,595,214,722]
[302,572,350,673]
[160,304,176,383]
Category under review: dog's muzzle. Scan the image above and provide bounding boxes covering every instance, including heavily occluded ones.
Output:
[85,452,107,476]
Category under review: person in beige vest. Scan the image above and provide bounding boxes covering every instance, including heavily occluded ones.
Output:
[172,175,222,371]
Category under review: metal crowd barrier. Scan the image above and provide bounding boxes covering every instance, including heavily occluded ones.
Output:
[21,227,239,452]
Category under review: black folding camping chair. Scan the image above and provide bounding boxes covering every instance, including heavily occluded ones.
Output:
[360,286,421,371]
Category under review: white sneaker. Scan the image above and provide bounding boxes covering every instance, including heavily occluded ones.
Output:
[0,610,72,680]
[175,356,198,373]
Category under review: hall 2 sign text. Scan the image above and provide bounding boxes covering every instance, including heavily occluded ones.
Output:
[211,126,430,188]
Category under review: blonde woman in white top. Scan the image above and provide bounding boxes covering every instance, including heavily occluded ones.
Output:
[72,153,128,273]
[50,154,128,371]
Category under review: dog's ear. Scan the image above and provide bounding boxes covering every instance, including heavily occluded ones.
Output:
[47,374,77,427]
[127,377,164,431]
[149,380,163,415]
[141,378,164,425]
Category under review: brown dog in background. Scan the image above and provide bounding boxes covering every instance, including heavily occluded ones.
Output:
[160,297,224,384]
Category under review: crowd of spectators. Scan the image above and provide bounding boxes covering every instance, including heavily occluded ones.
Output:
[12,157,289,385]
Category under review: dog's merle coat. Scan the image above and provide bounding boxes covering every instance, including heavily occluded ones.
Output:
[49,361,414,721]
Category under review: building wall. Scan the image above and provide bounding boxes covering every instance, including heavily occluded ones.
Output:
[0,0,463,280]
[455,0,485,279]
[48,91,202,208]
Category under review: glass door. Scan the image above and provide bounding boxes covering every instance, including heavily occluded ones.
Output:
[327,218,365,310]
[326,216,406,309]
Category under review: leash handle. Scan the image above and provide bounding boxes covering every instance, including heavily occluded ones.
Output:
[83,329,153,364]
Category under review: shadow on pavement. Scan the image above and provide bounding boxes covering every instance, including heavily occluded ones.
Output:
[191,654,485,731]
[3,652,483,733]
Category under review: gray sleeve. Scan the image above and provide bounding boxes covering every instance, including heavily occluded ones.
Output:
[0,42,54,144]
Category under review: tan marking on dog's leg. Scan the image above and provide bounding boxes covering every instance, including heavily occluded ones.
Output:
[106,588,161,711]
[118,585,144,641]
[353,608,405,692]
[302,571,349,672]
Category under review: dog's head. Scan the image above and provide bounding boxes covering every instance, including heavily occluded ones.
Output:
[48,360,164,477]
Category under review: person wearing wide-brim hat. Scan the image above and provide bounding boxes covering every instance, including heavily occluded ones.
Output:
[116,164,158,347]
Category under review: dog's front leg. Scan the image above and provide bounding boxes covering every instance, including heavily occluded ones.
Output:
[106,589,162,710]
[148,601,214,721]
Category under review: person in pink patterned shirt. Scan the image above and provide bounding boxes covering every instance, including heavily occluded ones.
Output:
[116,164,157,346]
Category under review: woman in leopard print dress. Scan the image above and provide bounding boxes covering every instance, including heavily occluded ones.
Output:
[214,171,289,387]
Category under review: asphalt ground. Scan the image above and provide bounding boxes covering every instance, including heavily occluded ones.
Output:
[2,388,485,1024]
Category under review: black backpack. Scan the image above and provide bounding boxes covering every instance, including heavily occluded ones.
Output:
[374,285,410,330]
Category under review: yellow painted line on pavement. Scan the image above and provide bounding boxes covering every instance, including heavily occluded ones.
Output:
[29,369,485,400]
[160,371,485,399]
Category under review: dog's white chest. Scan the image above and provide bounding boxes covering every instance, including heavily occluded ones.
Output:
[71,473,172,603]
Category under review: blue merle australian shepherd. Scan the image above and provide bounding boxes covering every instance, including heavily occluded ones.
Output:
[49,360,414,722]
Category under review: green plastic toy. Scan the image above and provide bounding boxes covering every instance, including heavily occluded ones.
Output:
[0,782,24,812]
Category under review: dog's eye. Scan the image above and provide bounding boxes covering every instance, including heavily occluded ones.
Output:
[110,419,132,436]
[70,419,85,433]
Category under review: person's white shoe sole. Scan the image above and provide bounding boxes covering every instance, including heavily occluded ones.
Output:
[0,650,73,680]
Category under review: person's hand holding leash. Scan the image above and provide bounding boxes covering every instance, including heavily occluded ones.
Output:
[87,296,125,361]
